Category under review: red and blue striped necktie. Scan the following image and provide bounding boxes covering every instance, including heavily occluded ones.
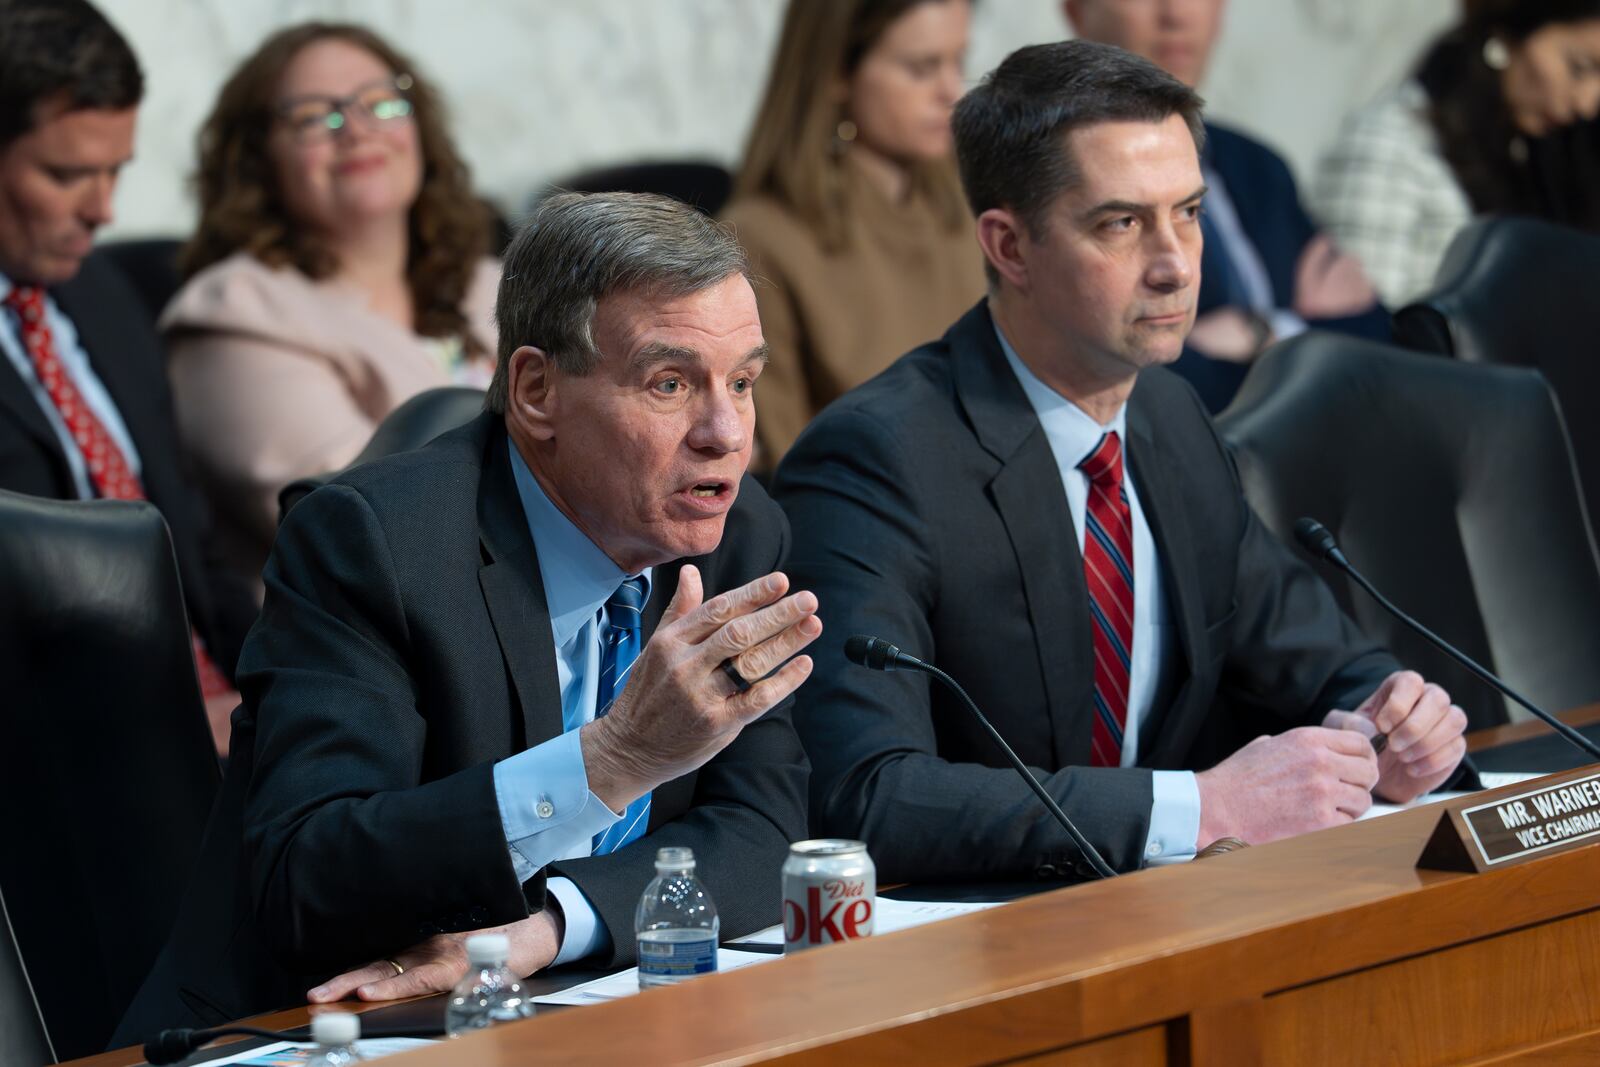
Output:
[1077,431,1134,768]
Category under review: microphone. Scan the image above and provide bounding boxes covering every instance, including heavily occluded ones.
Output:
[145,1025,292,1065]
[844,635,1117,879]
[1293,517,1600,762]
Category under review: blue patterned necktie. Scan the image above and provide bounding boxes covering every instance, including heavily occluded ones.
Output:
[592,576,651,855]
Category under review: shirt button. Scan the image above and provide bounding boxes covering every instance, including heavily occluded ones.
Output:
[1146,841,1163,857]
[535,797,555,819]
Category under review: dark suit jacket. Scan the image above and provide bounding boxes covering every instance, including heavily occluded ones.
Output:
[0,251,254,674]
[114,413,808,1042]
[1174,123,1393,413]
[771,302,1398,882]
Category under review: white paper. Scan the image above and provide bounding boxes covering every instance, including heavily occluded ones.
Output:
[1359,790,1475,821]
[1479,771,1548,789]
[733,896,1004,948]
[533,948,777,1006]
[193,1036,437,1065]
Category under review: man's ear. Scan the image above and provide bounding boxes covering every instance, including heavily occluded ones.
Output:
[505,345,557,444]
[975,207,1032,292]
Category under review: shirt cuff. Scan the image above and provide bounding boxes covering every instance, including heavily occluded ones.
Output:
[493,729,621,883]
[547,876,611,966]
[1144,770,1201,866]
[1270,309,1309,343]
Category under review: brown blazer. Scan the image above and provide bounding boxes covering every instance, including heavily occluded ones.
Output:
[721,162,985,465]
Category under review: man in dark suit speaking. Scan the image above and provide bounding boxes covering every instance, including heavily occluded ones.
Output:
[773,41,1466,883]
[117,192,818,1038]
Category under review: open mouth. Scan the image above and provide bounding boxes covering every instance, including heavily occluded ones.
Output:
[688,480,730,499]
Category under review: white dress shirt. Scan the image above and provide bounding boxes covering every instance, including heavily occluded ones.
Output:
[996,324,1200,864]
[0,270,142,495]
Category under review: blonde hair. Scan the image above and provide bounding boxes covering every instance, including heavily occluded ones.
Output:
[734,0,969,252]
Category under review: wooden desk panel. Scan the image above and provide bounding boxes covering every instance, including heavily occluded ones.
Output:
[372,769,1600,1066]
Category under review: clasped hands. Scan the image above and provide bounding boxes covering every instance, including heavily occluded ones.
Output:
[308,565,820,1005]
[1196,670,1469,849]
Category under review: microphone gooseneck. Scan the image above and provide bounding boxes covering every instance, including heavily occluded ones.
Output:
[145,1025,291,1065]
[1293,517,1600,762]
[845,634,1117,879]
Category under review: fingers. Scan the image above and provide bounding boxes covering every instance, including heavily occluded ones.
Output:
[672,572,789,645]
[1398,704,1468,780]
[704,588,818,665]
[1298,726,1379,789]
[724,654,814,724]
[308,961,402,1004]
[354,959,461,1001]
[1358,670,1427,736]
[1387,682,1452,756]
[1322,708,1378,741]
[725,608,823,684]
[660,563,704,627]
[1330,779,1374,820]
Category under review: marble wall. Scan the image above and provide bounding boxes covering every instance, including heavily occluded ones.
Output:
[96,0,1456,239]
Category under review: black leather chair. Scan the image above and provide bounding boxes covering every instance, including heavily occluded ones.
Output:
[0,490,221,1060]
[1394,216,1600,533]
[540,160,734,217]
[97,237,184,324]
[279,386,486,519]
[1216,333,1600,731]
[0,888,51,1065]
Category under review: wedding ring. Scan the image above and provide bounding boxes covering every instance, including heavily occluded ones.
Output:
[719,658,752,693]
[384,958,405,977]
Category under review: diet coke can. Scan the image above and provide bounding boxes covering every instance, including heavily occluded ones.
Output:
[782,839,875,953]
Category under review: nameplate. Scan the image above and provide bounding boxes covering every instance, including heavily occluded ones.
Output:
[1418,765,1600,873]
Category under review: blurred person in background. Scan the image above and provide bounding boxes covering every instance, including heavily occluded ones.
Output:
[1315,0,1600,306]
[0,0,253,753]
[164,22,499,584]
[1066,0,1390,412]
[722,0,984,467]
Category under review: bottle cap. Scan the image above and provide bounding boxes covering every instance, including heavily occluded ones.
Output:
[466,932,511,966]
[311,1011,360,1046]
[655,846,695,872]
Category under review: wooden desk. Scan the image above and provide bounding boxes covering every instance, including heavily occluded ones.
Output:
[69,752,1600,1066]
[1466,703,1600,753]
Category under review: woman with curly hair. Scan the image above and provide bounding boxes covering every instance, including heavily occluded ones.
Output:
[163,22,498,578]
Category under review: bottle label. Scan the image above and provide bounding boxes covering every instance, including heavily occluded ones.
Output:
[637,933,717,981]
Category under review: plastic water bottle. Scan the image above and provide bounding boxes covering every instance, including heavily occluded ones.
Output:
[444,933,535,1037]
[636,846,719,988]
[303,1012,363,1066]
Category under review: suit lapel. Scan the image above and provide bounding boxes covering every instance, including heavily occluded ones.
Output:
[475,420,565,749]
[952,303,1096,769]
[1125,395,1207,762]
[52,264,161,469]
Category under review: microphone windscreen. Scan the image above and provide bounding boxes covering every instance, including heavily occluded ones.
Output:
[145,1029,200,1065]
[1293,517,1339,561]
[844,635,875,668]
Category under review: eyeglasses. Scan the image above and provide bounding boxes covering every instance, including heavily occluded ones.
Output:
[274,74,415,144]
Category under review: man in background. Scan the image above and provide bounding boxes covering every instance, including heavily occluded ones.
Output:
[116,192,816,1040]
[1065,0,1392,411]
[0,0,254,748]
[775,40,1467,884]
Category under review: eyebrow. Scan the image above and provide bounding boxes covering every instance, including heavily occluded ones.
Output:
[629,341,771,373]
[1080,183,1209,224]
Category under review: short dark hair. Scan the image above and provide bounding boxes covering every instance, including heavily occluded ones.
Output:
[486,192,751,413]
[953,40,1205,255]
[0,0,143,150]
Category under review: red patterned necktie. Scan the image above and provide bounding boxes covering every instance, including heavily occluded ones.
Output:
[1077,431,1134,768]
[5,285,231,698]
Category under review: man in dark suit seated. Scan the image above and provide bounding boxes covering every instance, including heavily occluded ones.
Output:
[0,0,254,751]
[115,192,818,1039]
[1065,0,1392,412]
[773,41,1467,884]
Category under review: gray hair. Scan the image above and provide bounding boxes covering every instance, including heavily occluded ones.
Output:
[485,191,751,413]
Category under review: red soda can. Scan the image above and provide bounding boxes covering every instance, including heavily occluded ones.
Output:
[782,839,875,953]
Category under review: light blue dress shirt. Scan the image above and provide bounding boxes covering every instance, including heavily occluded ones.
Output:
[492,439,654,964]
[0,271,143,496]
[995,323,1201,864]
